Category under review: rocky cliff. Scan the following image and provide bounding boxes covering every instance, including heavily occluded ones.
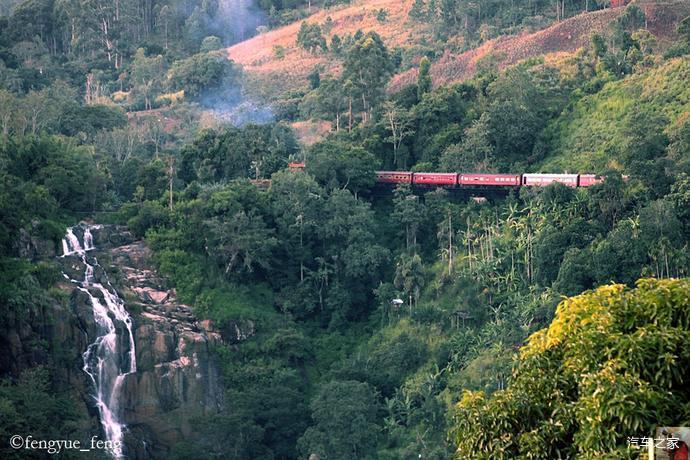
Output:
[109,239,224,458]
[1,224,224,459]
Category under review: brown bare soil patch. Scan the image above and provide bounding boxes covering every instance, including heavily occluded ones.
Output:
[228,0,426,98]
[290,120,333,146]
[127,108,183,134]
[389,0,689,91]
[228,0,688,97]
[390,8,624,91]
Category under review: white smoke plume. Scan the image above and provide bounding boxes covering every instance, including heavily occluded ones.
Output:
[203,0,274,125]
[219,0,269,44]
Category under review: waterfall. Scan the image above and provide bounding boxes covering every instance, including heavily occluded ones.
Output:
[62,227,82,255]
[61,224,136,459]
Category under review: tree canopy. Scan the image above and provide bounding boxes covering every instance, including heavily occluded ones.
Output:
[452,279,690,459]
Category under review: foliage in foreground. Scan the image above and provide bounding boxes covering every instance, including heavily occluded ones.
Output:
[452,278,690,459]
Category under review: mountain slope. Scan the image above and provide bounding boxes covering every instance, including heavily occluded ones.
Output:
[389,7,624,91]
[228,0,425,98]
[228,0,688,100]
[541,56,690,171]
[390,0,687,91]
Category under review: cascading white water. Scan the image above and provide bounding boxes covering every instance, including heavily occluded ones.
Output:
[61,224,136,459]
[62,227,82,256]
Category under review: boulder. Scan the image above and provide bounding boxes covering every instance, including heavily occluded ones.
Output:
[16,225,57,260]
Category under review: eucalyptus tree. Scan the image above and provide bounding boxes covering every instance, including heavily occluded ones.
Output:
[342,31,393,124]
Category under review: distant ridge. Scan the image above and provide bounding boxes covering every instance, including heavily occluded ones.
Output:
[227,0,689,99]
[390,0,688,91]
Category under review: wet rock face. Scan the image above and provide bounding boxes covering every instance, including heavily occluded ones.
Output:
[4,224,225,459]
[0,277,101,447]
[106,242,224,458]
[69,224,135,252]
[16,223,57,259]
[221,318,256,344]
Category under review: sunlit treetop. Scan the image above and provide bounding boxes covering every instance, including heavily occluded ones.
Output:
[452,278,690,459]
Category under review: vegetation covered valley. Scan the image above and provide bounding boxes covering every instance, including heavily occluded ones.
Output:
[1,0,690,459]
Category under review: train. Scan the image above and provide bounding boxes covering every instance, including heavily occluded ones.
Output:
[287,163,606,189]
[376,171,604,188]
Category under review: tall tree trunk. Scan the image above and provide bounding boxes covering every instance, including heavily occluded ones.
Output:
[448,211,453,276]
[348,97,353,132]
[168,156,174,211]
[361,94,367,124]
[299,221,304,282]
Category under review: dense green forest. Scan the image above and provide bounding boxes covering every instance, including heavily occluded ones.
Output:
[1,0,690,459]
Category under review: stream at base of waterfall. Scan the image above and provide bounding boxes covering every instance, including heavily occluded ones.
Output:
[61,224,136,459]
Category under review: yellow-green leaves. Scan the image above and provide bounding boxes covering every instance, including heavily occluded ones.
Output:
[452,278,690,459]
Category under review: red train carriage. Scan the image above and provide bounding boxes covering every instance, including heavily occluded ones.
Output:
[371,170,613,188]
[376,171,413,184]
[522,174,579,188]
[459,174,522,187]
[578,174,603,187]
[412,172,458,186]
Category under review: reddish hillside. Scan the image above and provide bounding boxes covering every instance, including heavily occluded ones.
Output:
[290,120,332,146]
[389,8,622,91]
[389,1,687,91]
[227,0,689,108]
[228,0,426,98]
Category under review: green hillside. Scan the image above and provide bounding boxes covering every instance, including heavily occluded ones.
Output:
[543,57,690,171]
[1,1,690,459]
